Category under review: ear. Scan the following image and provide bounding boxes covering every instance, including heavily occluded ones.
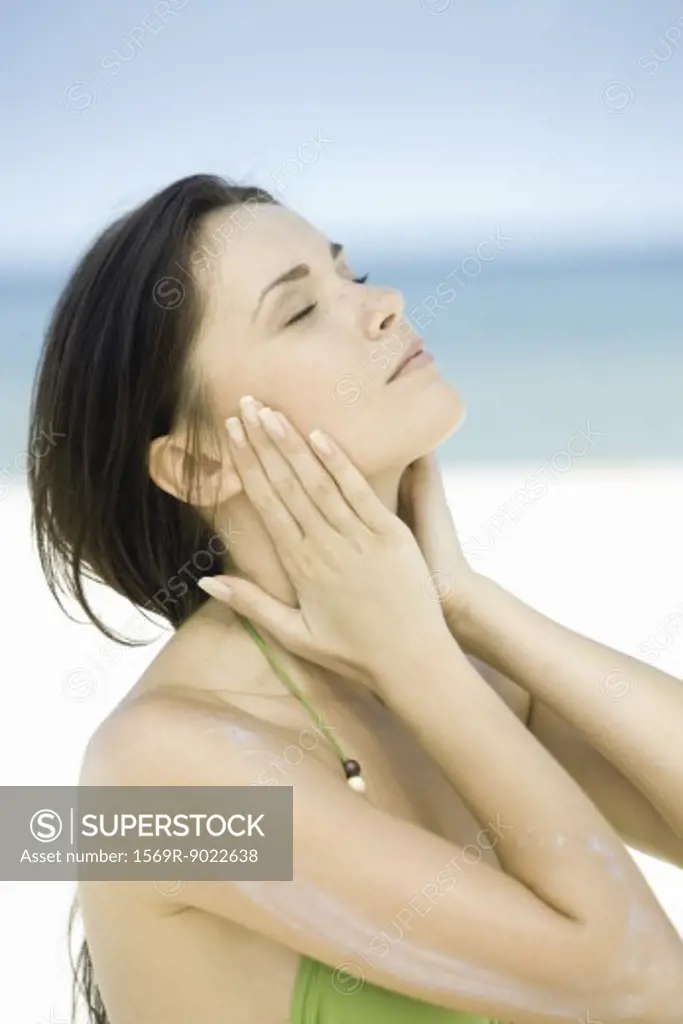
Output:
[147,431,242,508]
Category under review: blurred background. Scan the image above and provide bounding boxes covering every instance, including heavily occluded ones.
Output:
[1,1,682,1021]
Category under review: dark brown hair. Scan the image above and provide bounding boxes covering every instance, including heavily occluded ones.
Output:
[27,174,275,1024]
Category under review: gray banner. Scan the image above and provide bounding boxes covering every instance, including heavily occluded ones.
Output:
[1,786,292,881]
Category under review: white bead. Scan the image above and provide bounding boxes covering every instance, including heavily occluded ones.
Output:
[347,775,366,793]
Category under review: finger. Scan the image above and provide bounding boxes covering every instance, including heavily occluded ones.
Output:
[197,576,310,656]
[237,395,333,538]
[305,428,392,535]
[397,465,416,531]
[254,404,367,537]
[413,452,443,490]
[225,414,304,562]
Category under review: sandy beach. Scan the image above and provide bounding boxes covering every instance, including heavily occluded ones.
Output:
[1,462,682,1024]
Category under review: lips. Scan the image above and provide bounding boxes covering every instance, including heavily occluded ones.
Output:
[386,339,424,383]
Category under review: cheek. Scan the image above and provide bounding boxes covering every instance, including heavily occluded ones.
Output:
[265,343,360,429]
[265,341,376,455]
[208,354,301,417]
[198,336,256,416]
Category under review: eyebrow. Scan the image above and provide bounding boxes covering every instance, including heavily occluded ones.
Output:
[253,241,343,320]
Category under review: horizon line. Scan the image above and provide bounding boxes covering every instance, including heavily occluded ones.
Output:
[2,237,683,280]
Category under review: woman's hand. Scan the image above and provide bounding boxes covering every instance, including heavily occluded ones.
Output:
[197,398,453,688]
[397,452,480,628]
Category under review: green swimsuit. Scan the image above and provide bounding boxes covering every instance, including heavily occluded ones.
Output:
[291,955,501,1022]
[241,615,501,1024]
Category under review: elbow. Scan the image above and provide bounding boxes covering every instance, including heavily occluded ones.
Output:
[593,942,683,1024]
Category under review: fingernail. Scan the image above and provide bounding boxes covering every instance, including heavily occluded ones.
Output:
[309,429,333,455]
[258,407,286,437]
[240,395,260,426]
[198,577,233,600]
[225,417,246,445]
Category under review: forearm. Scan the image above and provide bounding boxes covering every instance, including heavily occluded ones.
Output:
[453,573,683,838]
[375,628,662,927]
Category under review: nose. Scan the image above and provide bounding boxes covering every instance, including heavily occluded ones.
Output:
[365,286,405,341]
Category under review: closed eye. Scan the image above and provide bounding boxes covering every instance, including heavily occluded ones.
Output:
[285,303,317,327]
[283,273,369,328]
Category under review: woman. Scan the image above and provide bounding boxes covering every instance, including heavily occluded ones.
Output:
[28,174,683,1024]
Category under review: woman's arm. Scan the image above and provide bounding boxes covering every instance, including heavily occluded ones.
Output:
[396,453,683,865]
[466,652,683,869]
[451,573,683,842]
[108,634,683,1024]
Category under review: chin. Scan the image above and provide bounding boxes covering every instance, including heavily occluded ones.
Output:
[343,377,466,476]
[404,377,467,457]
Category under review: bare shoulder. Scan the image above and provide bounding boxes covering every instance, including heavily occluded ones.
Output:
[79,603,310,786]
[79,665,340,795]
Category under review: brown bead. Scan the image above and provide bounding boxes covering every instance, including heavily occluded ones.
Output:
[342,758,362,778]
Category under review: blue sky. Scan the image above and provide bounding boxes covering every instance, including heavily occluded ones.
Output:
[2,0,683,268]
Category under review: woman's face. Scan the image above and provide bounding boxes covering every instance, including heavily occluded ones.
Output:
[191,202,465,477]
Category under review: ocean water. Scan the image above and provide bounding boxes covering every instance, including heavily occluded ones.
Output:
[1,247,682,478]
